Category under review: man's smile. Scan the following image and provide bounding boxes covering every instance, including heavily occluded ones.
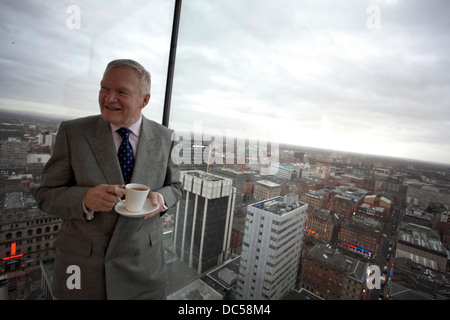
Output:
[105,104,122,111]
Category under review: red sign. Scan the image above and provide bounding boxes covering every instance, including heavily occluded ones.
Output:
[2,243,23,261]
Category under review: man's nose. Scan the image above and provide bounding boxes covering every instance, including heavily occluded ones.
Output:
[105,90,118,103]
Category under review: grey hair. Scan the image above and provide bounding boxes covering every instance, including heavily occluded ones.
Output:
[104,59,151,96]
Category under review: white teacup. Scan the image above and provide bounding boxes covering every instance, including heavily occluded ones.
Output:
[121,183,150,212]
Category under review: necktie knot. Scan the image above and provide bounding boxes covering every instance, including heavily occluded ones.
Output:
[117,127,131,140]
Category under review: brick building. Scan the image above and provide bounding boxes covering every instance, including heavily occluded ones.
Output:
[300,190,328,212]
[338,216,382,257]
[356,203,388,223]
[329,194,357,220]
[363,194,392,216]
[305,209,335,242]
[0,191,61,299]
[300,243,369,300]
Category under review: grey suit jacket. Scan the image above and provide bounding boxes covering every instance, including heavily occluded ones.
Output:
[34,115,182,300]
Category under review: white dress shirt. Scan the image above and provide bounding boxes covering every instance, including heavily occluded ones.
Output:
[110,115,142,158]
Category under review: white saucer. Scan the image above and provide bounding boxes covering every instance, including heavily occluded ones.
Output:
[115,199,159,218]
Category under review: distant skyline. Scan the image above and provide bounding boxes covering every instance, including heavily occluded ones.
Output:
[1,108,447,171]
[1,0,449,165]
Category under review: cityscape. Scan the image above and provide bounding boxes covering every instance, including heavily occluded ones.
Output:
[1,109,449,302]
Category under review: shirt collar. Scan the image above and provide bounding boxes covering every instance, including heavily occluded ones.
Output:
[110,114,142,137]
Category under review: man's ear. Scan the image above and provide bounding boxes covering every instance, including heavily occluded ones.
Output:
[141,93,150,109]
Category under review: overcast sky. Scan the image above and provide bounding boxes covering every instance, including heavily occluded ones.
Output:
[1,0,449,165]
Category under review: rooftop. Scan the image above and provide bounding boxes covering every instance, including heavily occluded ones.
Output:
[306,243,349,273]
[167,279,223,300]
[206,256,240,291]
[181,170,234,199]
[306,243,368,281]
[255,180,281,188]
[303,189,327,199]
[3,192,26,209]
[183,170,226,182]
[251,195,307,216]
[405,207,432,222]
[310,208,332,221]
[398,227,446,256]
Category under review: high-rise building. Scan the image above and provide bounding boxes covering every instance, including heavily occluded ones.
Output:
[174,170,236,274]
[236,194,308,300]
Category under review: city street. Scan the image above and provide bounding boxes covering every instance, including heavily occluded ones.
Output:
[369,205,400,300]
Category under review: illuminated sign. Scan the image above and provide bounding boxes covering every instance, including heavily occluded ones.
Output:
[342,242,372,256]
[2,243,23,261]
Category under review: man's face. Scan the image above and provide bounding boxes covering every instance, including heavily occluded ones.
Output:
[99,67,150,127]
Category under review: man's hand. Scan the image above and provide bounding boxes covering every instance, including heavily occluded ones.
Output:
[143,192,165,220]
[84,184,125,212]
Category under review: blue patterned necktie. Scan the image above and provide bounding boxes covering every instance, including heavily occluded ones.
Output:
[117,128,134,184]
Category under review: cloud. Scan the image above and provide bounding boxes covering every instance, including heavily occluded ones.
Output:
[168,0,450,164]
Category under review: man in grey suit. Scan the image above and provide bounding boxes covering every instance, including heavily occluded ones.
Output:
[34,59,183,299]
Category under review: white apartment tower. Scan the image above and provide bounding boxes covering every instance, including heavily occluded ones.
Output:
[236,194,308,300]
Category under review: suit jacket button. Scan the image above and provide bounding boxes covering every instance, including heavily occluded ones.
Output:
[133,250,140,256]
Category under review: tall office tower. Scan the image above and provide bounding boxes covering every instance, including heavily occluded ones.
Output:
[174,170,236,274]
[236,194,308,300]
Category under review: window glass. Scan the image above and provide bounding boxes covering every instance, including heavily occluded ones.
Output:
[0,0,174,122]
[170,0,450,164]
[2,0,449,302]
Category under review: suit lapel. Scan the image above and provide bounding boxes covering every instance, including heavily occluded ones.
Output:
[85,116,123,185]
[131,117,161,188]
